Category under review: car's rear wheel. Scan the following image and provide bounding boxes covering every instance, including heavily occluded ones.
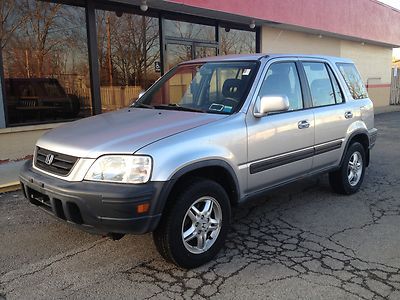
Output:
[329,142,366,194]
[153,178,231,268]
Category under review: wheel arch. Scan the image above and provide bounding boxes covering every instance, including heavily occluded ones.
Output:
[341,131,370,167]
[155,160,241,217]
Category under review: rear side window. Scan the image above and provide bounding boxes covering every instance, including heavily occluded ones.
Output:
[258,62,303,111]
[327,66,344,104]
[336,63,368,99]
[302,62,336,107]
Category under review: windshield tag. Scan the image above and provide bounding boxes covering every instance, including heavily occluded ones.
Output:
[223,106,233,113]
[243,69,251,75]
[209,104,225,112]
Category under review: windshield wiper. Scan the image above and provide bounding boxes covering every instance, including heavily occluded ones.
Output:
[153,104,204,113]
[132,102,154,109]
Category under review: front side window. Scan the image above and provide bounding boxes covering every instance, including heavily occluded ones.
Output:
[134,61,258,114]
[258,62,303,111]
[303,62,336,107]
[336,63,368,99]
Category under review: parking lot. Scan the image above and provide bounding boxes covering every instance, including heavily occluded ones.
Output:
[1,112,400,299]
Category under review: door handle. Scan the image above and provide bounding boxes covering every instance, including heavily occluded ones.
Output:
[298,120,310,129]
[345,111,353,119]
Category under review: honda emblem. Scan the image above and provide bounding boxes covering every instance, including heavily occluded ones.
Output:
[45,154,54,165]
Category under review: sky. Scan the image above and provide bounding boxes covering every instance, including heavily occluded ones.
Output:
[377,0,400,10]
[377,0,400,59]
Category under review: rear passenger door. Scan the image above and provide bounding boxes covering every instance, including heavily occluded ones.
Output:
[246,59,314,193]
[300,60,353,171]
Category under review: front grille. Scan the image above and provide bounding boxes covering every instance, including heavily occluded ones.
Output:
[35,147,78,176]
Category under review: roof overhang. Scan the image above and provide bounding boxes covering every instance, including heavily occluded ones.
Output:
[99,0,400,48]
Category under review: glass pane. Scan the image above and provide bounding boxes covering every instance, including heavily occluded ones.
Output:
[327,66,344,103]
[164,19,215,41]
[136,61,258,114]
[259,62,303,111]
[303,62,335,107]
[195,46,217,59]
[336,63,368,99]
[2,1,92,126]
[166,44,192,70]
[96,10,160,112]
[219,27,256,55]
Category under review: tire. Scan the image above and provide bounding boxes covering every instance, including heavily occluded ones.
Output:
[329,142,366,195]
[153,178,231,269]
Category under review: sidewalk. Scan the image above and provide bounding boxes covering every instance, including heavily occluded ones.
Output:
[0,160,25,192]
[1,106,400,193]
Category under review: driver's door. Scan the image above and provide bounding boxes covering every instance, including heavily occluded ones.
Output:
[245,59,314,193]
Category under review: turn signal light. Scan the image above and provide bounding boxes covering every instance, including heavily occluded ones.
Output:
[137,203,150,214]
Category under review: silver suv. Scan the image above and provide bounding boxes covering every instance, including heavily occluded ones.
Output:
[20,54,377,268]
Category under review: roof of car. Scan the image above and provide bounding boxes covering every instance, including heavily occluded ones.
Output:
[184,53,354,64]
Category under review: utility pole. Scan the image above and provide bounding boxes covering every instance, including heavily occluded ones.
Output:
[25,49,30,78]
[142,15,147,88]
[106,15,113,86]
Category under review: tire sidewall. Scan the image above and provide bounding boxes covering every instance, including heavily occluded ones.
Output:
[167,180,231,268]
[341,142,366,194]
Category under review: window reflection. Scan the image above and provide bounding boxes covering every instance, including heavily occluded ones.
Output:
[96,10,160,111]
[164,19,215,41]
[219,27,256,55]
[1,0,91,126]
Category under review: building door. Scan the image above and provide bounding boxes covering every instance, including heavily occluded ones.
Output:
[165,40,218,71]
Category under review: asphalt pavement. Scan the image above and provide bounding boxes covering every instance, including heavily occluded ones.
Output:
[1,112,400,299]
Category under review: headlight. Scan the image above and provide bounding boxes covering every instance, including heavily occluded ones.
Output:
[84,155,152,184]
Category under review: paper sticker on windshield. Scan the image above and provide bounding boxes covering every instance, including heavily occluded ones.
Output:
[209,103,224,112]
[243,69,251,76]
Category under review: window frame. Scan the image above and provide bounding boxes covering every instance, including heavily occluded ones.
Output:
[326,64,345,104]
[300,60,347,109]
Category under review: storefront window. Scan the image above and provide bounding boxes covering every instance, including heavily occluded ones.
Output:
[96,10,160,112]
[1,1,92,126]
[164,19,215,41]
[219,27,256,55]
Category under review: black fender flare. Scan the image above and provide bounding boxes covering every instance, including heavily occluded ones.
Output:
[340,130,370,167]
[154,159,241,216]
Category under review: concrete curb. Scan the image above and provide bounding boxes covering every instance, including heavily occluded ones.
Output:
[374,105,400,114]
[0,181,21,193]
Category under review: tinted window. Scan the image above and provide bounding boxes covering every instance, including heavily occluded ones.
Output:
[2,1,92,126]
[258,62,303,111]
[303,62,335,107]
[164,19,215,41]
[337,63,368,99]
[96,10,160,112]
[219,27,256,55]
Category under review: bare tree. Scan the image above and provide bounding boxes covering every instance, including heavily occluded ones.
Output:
[97,11,160,87]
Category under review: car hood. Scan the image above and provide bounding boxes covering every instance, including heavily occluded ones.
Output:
[36,108,227,158]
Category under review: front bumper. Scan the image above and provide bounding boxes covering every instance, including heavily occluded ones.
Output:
[19,160,166,235]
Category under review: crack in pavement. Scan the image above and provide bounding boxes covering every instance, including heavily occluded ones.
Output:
[120,194,400,300]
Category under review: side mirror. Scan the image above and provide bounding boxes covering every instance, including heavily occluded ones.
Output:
[253,95,289,118]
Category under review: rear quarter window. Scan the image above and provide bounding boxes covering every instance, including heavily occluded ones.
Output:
[336,63,368,99]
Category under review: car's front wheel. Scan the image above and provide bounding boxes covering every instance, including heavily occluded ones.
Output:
[153,178,231,268]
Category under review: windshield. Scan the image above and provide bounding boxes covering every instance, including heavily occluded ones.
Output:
[134,61,258,114]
